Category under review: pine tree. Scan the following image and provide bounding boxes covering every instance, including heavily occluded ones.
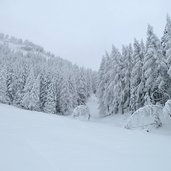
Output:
[103,46,123,115]
[44,78,57,114]
[22,74,40,111]
[97,53,111,115]
[122,44,133,112]
[68,74,78,108]
[161,15,171,57]
[59,77,72,115]
[91,71,98,94]
[130,39,144,112]
[13,59,27,107]
[102,52,114,115]
[136,40,146,109]
[0,65,9,103]
[6,65,17,105]
[77,69,88,105]
[161,15,171,99]
[85,69,93,97]
[22,68,35,94]
[143,25,165,104]
[21,68,35,109]
[39,71,49,111]
[28,75,40,111]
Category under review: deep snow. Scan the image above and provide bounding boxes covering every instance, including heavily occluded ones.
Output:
[0,97,171,171]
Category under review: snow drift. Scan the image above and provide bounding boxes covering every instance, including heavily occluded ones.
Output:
[125,105,163,129]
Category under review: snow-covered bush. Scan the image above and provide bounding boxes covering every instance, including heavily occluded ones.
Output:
[163,100,171,118]
[125,105,163,129]
[72,105,90,120]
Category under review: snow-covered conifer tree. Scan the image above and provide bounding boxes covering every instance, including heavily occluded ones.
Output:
[104,46,123,115]
[77,69,88,105]
[97,53,111,115]
[6,65,17,105]
[44,78,57,114]
[160,15,171,98]
[130,39,145,112]
[22,73,40,111]
[122,44,133,112]
[21,69,33,109]
[13,58,28,107]
[68,74,78,108]
[39,71,49,111]
[59,76,72,115]
[0,65,9,103]
[161,15,171,57]
[143,25,165,104]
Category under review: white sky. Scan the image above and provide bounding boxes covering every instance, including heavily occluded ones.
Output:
[0,0,171,70]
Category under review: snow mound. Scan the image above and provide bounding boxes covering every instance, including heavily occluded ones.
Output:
[163,100,171,118]
[72,105,90,120]
[125,105,163,129]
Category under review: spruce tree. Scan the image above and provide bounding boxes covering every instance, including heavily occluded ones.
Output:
[59,77,72,115]
[44,78,57,114]
[0,65,9,103]
[77,69,88,105]
[143,25,165,104]
[130,39,144,112]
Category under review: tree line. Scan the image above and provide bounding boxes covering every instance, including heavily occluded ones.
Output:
[97,15,171,116]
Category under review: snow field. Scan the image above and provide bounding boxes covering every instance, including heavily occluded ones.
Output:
[0,103,171,171]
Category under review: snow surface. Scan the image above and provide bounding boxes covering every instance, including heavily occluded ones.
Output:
[86,94,99,118]
[0,97,171,171]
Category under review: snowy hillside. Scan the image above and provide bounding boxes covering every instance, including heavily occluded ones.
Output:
[0,33,97,116]
[1,102,171,171]
[0,33,48,58]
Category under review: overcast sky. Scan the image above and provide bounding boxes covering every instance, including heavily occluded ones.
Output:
[0,0,171,70]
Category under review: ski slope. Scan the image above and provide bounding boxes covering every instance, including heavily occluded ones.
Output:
[0,101,171,171]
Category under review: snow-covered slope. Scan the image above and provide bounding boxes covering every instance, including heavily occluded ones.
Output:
[0,103,171,171]
[0,33,56,60]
